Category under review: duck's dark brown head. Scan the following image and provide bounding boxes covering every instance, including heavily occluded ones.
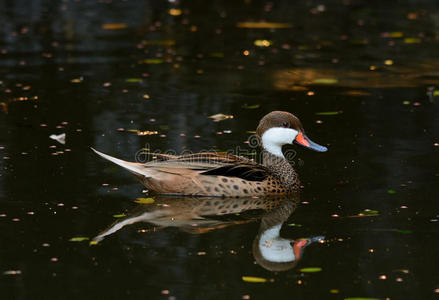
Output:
[256,111,327,157]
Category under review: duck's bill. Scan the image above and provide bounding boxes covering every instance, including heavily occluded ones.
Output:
[293,132,327,152]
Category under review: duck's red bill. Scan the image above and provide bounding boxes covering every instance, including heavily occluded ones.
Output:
[294,132,327,152]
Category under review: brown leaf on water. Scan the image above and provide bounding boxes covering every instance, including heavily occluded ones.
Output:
[209,113,234,122]
[342,90,371,96]
[102,23,128,30]
[237,22,292,29]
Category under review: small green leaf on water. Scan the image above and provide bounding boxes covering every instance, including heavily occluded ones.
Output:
[113,213,126,218]
[403,101,411,105]
[362,209,379,215]
[209,52,224,58]
[434,90,439,96]
[125,78,142,83]
[396,229,412,234]
[312,78,339,84]
[242,104,260,109]
[135,197,155,204]
[287,223,303,227]
[315,111,343,116]
[254,39,272,47]
[69,236,90,242]
[142,58,164,64]
[242,276,268,283]
[299,267,322,273]
[387,189,397,194]
[404,38,421,44]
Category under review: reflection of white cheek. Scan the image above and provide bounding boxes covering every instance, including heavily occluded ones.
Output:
[259,224,296,262]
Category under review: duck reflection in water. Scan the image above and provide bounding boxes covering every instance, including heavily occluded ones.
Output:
[93,194,324,271]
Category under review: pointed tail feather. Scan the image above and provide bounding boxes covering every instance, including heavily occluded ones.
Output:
[91,147,150,177]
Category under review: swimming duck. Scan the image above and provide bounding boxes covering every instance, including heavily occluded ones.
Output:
[92,111,327,197]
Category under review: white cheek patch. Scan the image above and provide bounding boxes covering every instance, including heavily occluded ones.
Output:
[258,224,296,263]
[261,127,298,158]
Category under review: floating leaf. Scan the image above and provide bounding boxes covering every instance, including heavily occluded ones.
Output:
[403,101,411,105]
[342,90,371,96]
[315,111,343,116]
[396,229,412,234]
[242,276,268,283]
[125,78,142,83]
[237,22,292,29]
[434,91,439,96]
[254,40,272,47]
[69,236,90,242]
[168,8,182,16]
[390,32,403,38]
[287,223,303,227]
[49,133,66,145]
[3,270,22,275]
[209,113,234,122]
[242,104,260,109]
[71,78,82,83]
[362,209,379,215]
[102,23,127,30]
[387,189,396,194]
[143,40,176,46]
[135,197,155,204]
[300,267,322,273]
[141,59,164,64]
[404,38,421,44]
[89,240,99,246]
[312,78,339,84]
[113,213,126,218]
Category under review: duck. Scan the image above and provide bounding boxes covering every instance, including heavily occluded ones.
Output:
[92,111,327,197]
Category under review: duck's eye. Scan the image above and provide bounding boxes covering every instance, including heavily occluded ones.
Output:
[282,121,290,128]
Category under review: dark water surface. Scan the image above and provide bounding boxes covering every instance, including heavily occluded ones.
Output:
[1,0,439,299]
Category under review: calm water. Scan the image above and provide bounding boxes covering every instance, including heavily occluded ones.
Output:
[1,0,439,299]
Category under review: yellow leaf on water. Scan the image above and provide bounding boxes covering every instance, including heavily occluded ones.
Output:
[389,32,403,38]
[89,240,99,246]
[254,40,272,47]
[209,113,234,122]
[404,37,421,44]
[69,236,90,242]
[242,276,268,283]
[237,22,292,29]
[209,52,224,58]
[102,23,128,30]
[141,59,164,64]
[113,213,126,218]
[312,78,339,84]
[299,267,322,273]
[125,78,142,83]
[135,197,155,204]
[242,104,260,109]
[169,8,182,16]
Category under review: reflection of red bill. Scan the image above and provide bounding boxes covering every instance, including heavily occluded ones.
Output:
[294,131,327,152]
[293,239,309,259]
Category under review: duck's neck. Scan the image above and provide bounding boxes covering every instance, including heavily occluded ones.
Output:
[262,150,300,192]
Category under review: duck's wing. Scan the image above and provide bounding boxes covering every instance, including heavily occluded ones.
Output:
[92,148,269,181]
[145,152,269,181]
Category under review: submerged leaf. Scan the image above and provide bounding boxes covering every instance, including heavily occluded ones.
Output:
[135,197,155,204]
[299,267,322,273]
[125,78,142,83]
[387,189,397,194]
[102,23,127,30]
[242,276,268,283]
[141,59,164,64]
[315,111,343,116]
[236,22,292,29]
[242,104,260,109]
[396,229,412,234]
[404,38,421,44]
[312,78,339,84]
[69,236,90,242]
